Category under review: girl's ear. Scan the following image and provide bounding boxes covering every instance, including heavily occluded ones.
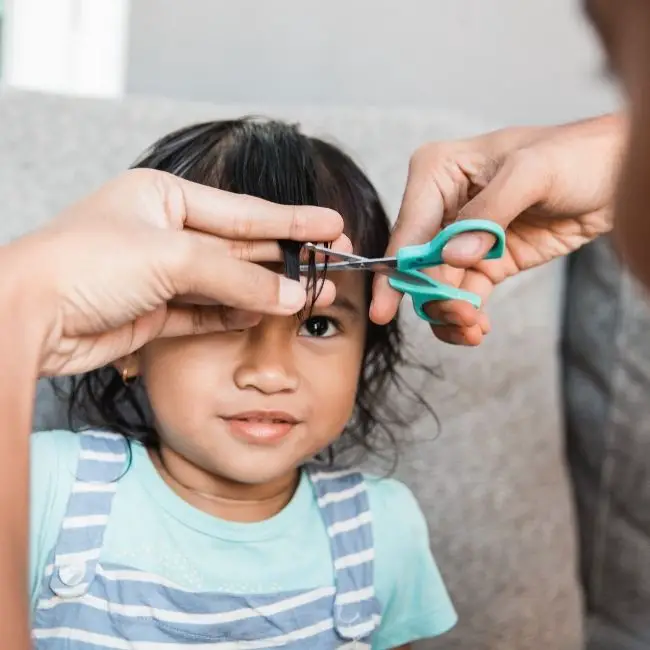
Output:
[112,353,140,383]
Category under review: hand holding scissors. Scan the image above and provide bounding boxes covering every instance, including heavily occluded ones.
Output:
[301,219,506,325]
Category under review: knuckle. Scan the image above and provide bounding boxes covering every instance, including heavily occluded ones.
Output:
[227,238,253,261]
[409,142,444,171]
[126,167,185,229]
[191,306,204,334]
[288,205,307,241]
[230,198,256,240]
[408,146,430,173]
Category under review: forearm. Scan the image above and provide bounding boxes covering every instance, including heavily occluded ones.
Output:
[0,243,48,649]
[481,110,627,159]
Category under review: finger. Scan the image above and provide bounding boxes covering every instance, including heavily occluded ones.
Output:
[423,299,483,329]
[179,231,353,264]
[160,283,337,339]
[303,275,337,308]
[370,274,399,325]
[423,268,495,329]
[371,151,447,323]
[156,306,263,338]
[168,233,310,314]
[430,324,485,346]
[170,174,345,242]
[371,258,464,327]
[171,275,337,309]
[167,231,342,315]
[185,231,285,262]
[442,149,549,267]
[68,306,264,370]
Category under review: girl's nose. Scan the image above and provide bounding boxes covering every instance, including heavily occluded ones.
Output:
[233,321,299,395]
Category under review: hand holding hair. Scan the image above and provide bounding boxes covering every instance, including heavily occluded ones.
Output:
[1,168,348,376]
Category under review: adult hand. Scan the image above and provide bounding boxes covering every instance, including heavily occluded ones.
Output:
[4,168,347,375]
[370,113,626,345]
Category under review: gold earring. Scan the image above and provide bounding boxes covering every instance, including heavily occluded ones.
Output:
[121,367,133,384]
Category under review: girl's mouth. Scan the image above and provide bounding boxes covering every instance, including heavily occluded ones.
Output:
[222,411,300,444]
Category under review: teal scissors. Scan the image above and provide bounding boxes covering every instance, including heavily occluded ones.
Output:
[300,219,506,324]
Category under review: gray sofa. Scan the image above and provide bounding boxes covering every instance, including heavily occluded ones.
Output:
[2,89,648,649]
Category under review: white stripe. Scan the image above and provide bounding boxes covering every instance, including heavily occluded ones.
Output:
[37,585,336,625]
[317,482,365,507]
[82,431,124,441]
[45,565,205,590]
[71,482,118,494]
[79,450,126,462]
[98,566,193,591]
[336,586,375,605]
[62,515,110,529]
[33,617,336,649]
[53,548,101,567]
[327,511,372,536]
[339,643,370,650]
[334,548,375,571]
[309,468,357,482]
[32,629,129,650]
[337,614,381,640]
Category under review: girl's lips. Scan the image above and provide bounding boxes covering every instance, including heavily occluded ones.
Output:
[222,411,300,444]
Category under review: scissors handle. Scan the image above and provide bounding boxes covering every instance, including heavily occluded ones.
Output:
[395,219,505,272]
[389,219,505,325]
[388,272,482,324]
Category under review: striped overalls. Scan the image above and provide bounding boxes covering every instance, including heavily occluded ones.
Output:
[32,431,382,649]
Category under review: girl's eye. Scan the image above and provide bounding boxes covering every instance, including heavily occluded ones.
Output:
[299,316,340,338]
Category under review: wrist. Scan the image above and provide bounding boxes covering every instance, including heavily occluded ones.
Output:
[0,241,41,650]
[0,238,53,378]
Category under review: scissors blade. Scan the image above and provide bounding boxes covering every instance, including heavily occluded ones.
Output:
[299,260,433,289]
[370,267,434,288]
[301,242,368,263]
[303,257,398,271]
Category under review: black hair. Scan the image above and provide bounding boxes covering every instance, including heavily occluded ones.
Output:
[55,117,437,470]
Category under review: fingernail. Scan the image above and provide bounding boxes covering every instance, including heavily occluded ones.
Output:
[279,277,306,310]
[443,234,483,259]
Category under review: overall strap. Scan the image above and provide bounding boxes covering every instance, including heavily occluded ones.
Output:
[45,430,128,600]
[306,465,381,641]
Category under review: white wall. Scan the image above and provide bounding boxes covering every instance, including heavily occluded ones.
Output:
[126,0,621,126]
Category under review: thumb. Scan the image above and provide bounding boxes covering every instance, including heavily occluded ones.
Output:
[442,149,549,267]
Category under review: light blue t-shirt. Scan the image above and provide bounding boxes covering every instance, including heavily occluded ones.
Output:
[29,430,457,649]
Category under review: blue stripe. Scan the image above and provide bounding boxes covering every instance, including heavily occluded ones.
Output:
[75,460,127,484]
[65,493,114,518]
[53,526,105,558]
[79,432,129,455]
[33,596,347,644]
[34,625,353,650]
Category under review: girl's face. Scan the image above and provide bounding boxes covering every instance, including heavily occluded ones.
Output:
[137,271,367,486]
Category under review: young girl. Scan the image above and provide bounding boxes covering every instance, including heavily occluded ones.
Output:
[29,118,457,649]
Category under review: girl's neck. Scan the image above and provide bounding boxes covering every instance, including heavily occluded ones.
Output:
[149,446,299,523]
